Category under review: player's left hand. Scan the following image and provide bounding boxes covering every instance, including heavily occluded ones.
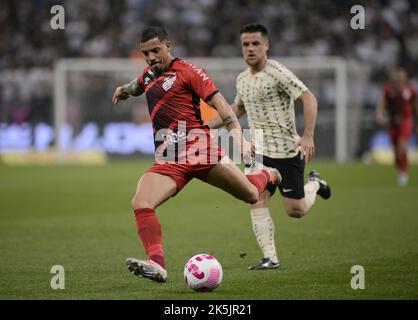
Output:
[294,135,314,163]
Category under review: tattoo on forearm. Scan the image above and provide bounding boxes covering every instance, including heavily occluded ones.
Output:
[223,114,238,127]
[122,79,142,96]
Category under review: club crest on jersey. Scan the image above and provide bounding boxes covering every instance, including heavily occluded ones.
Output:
[162,74,177,91]
[402,89,411,100]
[163,76,177,91]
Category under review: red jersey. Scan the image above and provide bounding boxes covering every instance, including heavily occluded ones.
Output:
[137,58,218,151]
[384,83,416,125]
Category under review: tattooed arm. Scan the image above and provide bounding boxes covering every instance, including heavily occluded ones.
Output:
[206,92,241,131]
[206,92,253,162]
[206,102,246,129]
[112,78,144,104]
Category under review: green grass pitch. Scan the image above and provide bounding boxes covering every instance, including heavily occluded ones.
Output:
[0,160,417,299]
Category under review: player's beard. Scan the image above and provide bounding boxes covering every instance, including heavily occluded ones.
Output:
[245,55,267,70]
[151,57,173,76]
[245,56,259,67]
[150,61,164,75]
[151,64,162,76]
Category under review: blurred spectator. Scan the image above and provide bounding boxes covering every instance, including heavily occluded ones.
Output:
[0,0,417,124]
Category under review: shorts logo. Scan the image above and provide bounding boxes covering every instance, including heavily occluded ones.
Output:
[162,130,186,145]
[282,188,293,193]
[162,75,177,91]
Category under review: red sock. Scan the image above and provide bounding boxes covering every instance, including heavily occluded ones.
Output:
[134,208,166,269]
[395,153,401,169]
[245,169,270,195]
[399,151,408,173]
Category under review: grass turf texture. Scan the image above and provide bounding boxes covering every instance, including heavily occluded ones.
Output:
[0,160,417,300]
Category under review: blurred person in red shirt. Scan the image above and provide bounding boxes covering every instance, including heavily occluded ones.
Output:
[376,67,418,186]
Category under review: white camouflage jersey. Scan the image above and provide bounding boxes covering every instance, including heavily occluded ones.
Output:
[234,59,308,159]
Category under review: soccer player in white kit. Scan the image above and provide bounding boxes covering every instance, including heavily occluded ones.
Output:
[207,23,331,270]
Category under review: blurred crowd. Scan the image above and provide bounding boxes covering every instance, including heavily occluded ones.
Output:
[0,0,417,125]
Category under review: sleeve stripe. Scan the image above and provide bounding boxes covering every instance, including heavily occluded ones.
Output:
[204,90,219,102]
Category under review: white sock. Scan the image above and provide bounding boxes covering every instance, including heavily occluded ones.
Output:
[250,208,278,263]
[304,180,320,210]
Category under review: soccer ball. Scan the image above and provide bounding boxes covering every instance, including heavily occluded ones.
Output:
[184,254,223,292]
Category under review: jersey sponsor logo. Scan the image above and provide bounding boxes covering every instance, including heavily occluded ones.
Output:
[179,59,210,81]
[162,75,177,91]
[144,76,152,86]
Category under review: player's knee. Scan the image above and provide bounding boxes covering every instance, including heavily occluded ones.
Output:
[244,189,260,204]
[285,206,307,218]
[131,197,154,211]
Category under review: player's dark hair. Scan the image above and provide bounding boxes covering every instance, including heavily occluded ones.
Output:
[140,26,168,43]
[240,23,268,37]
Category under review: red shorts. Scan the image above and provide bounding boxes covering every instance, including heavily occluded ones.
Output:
[147,135,225,192]
[389,119,413,143]
[147,161,220,192]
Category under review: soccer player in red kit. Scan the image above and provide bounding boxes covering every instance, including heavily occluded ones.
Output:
[376,67,418,186]
[112,26,281,282]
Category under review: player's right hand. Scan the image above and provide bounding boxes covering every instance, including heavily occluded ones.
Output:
[376,111,385,125]
[242,139,254,166]
[294,134,314,163]
[112,86,130,104]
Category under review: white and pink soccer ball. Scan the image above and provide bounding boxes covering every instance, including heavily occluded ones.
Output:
[184,254,223,292]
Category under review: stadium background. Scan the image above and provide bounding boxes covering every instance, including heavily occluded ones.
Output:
[1,0,418,160]
[1,0,418,300]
